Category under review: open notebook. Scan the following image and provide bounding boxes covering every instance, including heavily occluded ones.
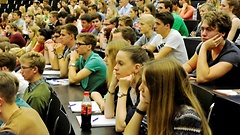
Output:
[76,115,115,127]
[69,101,102,114]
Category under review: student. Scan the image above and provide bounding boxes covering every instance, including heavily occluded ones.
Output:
[220,0,240,42]
[92,39,131,111]
[0,72,49,135]
[124,58,212,135]
[5,23,26,48]
[20,52,51,120]
[157,0,189,37]
[118,0,133,16]
[91,13,103,36]
[179,0,194,20]
[133,14,161,47]
[53,24,78,78]
[68,33,107,107]
[111,26,137,45]
[80,14,94,33]
[147,12,188,64]
[104,46,153,132]
[183,11,240,88]
[12,10,24,29]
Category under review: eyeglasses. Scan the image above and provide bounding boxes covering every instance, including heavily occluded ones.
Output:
[76,42,89,46]
[21,66,33,70]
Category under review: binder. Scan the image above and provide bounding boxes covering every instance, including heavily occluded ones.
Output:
[69,101,102,114]
[213,89,240,96]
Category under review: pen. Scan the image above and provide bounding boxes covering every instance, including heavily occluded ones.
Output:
[68,103,76,108]
[92,117,99,122]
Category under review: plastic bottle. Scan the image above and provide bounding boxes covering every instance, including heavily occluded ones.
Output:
[81,91,92,131]
[102,35,107,50]
[193,8,197,20]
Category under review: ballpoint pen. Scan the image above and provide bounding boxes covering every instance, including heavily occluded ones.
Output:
[92,117,99,122]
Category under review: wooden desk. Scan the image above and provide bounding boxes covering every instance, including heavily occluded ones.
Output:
[51,85,120,135]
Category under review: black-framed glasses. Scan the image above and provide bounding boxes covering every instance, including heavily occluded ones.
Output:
[21,66,33,70]
[76,42,88,46]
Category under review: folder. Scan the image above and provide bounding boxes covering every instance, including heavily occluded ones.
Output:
[69,101,102,114]
[76,115,115,127]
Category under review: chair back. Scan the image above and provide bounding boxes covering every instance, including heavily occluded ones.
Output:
[183,37,201,59]
[208,95,240,135]
[191,83,214,117]
[45,92,62,135]
[53,110,71,135]
[184,20,200,35]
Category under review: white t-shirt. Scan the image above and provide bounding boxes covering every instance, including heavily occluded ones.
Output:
[151,29,188,64]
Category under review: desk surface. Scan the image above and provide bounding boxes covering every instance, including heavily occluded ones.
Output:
[51,85,120,135]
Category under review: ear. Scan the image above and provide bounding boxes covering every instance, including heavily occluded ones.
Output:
[165,23,171,29]
[33,66,38,74]
[88,44,93,50]
[0,97,4,106]
[134,63,141,74]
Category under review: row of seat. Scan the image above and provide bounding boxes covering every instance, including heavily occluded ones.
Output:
[192,83,240,135]
[45,91,72,135]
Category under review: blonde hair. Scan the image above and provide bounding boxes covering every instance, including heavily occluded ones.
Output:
[106,39,131,87]
[9,47,26,58]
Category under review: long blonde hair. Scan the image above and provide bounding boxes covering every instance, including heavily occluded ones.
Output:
[143,58,212,135]
[106,39,131,87]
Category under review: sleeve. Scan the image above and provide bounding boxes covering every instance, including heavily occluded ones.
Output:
[164,31,183,49]
[134,35,144,46]
[84,57,103,72]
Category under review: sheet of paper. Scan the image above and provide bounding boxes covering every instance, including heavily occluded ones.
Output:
[46,79,69,85]
[76,115,115,127]
[69,101,101,114]
[43,70,60,75]
[213,89,240,96]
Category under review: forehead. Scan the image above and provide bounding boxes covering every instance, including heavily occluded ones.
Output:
[60,29,68,34]
[155,18,163,24]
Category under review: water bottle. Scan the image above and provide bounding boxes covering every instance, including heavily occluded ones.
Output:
[81,91,92,131]
[193,8,197,20]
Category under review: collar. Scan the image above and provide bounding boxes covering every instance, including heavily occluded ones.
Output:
[28,78,45,92]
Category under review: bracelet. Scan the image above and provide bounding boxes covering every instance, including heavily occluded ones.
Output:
[108,90,115,95]
[135,108,146,115]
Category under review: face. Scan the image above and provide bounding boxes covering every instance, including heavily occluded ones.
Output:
[119,0,128,7]
[37,32,46,43]
[144,7,151,14]
[20,61,35,82]
[199,7,207,17]
[8,14,12,21]
[75,39,90,55]
[81,20,90,29]
[157,3,168,13]
[98,2,103,9]
[79,1,85,7]
[154,18,167,36]
[25,16,32,23]
[138,19,151,34]
[88,7,95,15]
[114,51,135,79]
[118,20,125,28]
[49,14,55,24]
[139,72,150,103]
[5,25,13,34]
[107,8,114,16]
[129,8,137,19]
[12,13,18,21]
[92,18,102,30]
[59,17,66,25]
[201,20,220,42]
[179,0,185,6]
[135,0,143,7]
[52,33,61,43]
[220,0,231,12]
[60,29,73,45]
[104,47,109,66]
[103,19,114,33]
[28,29,34,39]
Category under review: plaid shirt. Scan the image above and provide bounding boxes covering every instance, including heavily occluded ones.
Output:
[28,78,45,92]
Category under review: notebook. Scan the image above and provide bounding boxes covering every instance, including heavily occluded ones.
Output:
[76,115,115,127]
[46,79,69,85]
[69,101,102,114]
[213,89,240,96]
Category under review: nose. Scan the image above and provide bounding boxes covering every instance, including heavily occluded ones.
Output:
[139,83,144,92]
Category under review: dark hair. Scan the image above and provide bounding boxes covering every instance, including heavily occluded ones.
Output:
[113,26,137,45]
[0,52,16,71]
[80,13,91,22]
[145,3,156,17]
[62,5,71,14]
[13,10,22,18]
[39,28,53,40]
[58,11,69,18]
[88,3,98,11]
[77,33,97,50]
[159,0,173,12]
[91,13,102,21]
[65,14,77,24]
[81,6,89,14]
[119,15,133,27]
[155,11,174,28]
[61,23,78,39]
[43,5,52,12]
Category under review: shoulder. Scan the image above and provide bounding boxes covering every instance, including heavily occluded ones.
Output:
[173,105,202,134]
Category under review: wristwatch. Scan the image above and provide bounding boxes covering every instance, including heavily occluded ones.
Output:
[69,63,76,67]
[117,91,127,98]
[57,54,64,59]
